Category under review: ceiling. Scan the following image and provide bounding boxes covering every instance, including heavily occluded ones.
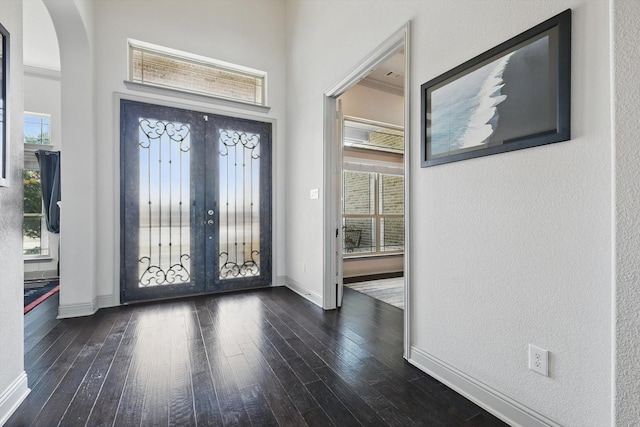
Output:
[359,51,404,96]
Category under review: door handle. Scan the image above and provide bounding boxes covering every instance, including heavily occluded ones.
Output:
[207,219,214,225]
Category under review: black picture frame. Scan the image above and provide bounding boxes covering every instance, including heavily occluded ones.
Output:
[421,9,571,167]
[0,22,9,186]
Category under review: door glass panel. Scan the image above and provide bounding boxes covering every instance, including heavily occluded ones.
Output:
[138,118,191,287]
[218,129,261,279]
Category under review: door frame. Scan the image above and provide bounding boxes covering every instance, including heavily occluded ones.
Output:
[113,92,278,305]
[322,22,412,358]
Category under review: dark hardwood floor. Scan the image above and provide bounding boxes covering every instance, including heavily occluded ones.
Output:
[9,286,509,426]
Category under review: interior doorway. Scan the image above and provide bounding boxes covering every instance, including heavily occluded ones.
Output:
[22,0,62,312]
[323,22,411,358]
[339,96,405,309]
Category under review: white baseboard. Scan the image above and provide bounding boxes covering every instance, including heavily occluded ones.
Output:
[409,346,562,427]
[24,269,58,281]
[57,298,98,319]
[0,371,30,426]
[57,295,114,318]
[97,294,116,308]
[273,275,287,287]
[284,276,323,308]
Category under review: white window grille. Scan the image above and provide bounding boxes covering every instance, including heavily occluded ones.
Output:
[343,170,404,256]
[128,40,267,106]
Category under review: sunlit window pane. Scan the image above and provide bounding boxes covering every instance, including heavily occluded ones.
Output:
[379,174,404,215]
[381,217,404,252]
[343,170,375,215]
[23,114,50,145]
[23,169,48,256]
[343,171,404,256]
[343,218,375,254]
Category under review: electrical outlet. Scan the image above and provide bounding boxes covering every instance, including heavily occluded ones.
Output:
[528,344,549,376]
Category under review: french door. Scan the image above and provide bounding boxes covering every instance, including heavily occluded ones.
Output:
[120,100,272,303]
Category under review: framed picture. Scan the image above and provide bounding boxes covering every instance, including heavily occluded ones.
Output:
[421,9,571,167]
[0,22,8,186]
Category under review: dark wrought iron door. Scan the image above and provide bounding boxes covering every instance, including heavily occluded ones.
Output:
[120,100,271,303]
[205,114,272,292]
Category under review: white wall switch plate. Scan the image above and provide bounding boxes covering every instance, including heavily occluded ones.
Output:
[310,188,319,199]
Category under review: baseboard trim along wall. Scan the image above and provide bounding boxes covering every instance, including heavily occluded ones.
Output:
[57,299,98,319]
[284,276,323,307]
[23,269,58,281]
[0,371,30,426]
[97,294,115,309]
[409,346,562,427]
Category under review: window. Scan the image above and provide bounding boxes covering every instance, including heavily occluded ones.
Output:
[23,169,49,256]
[343,170,404,256]
[343,118,404,256]
[129,40,267,106]
[344,119,403,154]
[23,114,50,145]
[23,113,52,258]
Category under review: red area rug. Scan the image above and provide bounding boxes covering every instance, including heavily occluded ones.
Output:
[24,282,59,314]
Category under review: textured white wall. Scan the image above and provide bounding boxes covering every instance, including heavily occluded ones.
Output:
[91,0,288,303]
[286,0,612,425]
[612,0,640,424]
[0,0,26,417]
[43,0,97,313]
[23,0,59,71]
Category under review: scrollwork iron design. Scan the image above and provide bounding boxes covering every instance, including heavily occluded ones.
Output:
[219,250,260,279]
[219,129,260,159]
[139,254,191,286]
[139,118,191,152]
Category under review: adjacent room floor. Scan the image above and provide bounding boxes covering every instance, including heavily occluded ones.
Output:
[9,286,507,426]
[345,277,404,309]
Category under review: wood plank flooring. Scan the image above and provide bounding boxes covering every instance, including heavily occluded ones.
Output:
[8,287,509,426]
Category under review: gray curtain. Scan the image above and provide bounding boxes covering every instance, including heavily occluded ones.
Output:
[35,150,61,234]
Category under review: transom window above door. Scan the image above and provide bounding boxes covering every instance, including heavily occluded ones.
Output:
[128,39,267,107]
